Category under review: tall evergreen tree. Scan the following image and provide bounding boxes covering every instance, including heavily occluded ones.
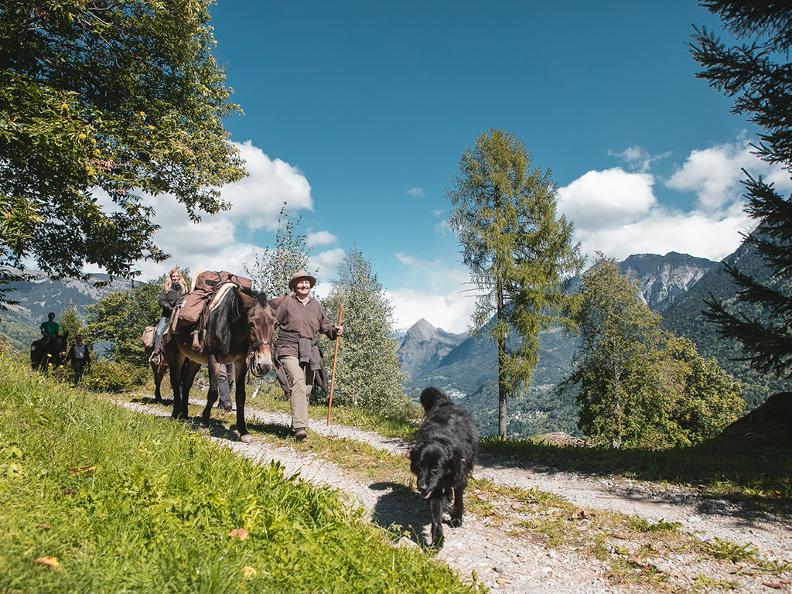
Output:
[322,249,406,413]
[449,129,583,438]
[693,1,792,378]
[246,204,316,298]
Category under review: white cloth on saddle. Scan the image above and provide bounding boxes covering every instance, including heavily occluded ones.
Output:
[209,281,237,313]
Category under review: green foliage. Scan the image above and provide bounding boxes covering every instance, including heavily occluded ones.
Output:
[0,0,246,290]
[0,355,473,592]
[322,249,409,414]
[693,1,792,378]
[569,257,743,449]
[82,359,146,392]
[449,129,583,437]
[86,279,161,365]
[246,204,316,297]
[59,305,84,340]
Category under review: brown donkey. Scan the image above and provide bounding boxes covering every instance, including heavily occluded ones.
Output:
[164,286,282,442]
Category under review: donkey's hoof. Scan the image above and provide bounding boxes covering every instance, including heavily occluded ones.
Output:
[239,433,253,444]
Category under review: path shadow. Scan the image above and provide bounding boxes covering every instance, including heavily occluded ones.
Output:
[131,395,174,406]
[370,481,432,547]
[477,447,792,523]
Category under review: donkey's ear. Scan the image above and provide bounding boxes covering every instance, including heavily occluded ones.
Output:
[268,295,287,311]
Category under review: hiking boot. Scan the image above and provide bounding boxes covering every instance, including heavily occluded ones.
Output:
[294,428,308,442]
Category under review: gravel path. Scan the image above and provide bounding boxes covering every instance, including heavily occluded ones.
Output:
[218,400,792,563]
[117,396,792,592]
[121,401,624,593]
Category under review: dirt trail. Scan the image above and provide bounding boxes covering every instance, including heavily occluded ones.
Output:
[119,397,792,592]
[225,400,792,562]
[122,401,622,593]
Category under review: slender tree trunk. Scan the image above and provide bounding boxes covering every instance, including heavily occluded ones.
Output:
[497,282,508,438]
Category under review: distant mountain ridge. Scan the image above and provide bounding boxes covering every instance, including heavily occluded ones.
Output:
[398,318,466,379]
[620,252,717,312]
[0,270,134,351]
[661,241,788,408]
[399,251,721,436]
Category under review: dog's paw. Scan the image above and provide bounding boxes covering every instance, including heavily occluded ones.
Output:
[449,516,463,528]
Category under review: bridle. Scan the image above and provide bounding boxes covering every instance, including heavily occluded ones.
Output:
[246,338,271,378]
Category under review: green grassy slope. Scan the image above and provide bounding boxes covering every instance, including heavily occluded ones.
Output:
[0,355,474,593]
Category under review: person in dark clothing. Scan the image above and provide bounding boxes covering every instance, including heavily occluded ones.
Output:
[150,267,187,365]
[216,362,235,411]
[274,269,343,441]
[66,334,90,385]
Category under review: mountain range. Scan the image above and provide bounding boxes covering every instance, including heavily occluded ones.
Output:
[398,249,787,436]
[0,270,133,351]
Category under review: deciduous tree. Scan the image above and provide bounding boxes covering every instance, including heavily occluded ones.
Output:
[246,205,316,298]
[321,249,407,413]
[449,129,583,437]
[568,257,743,448]
[0,0,246,292]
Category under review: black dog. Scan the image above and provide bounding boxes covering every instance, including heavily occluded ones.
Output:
[408,387,479,547]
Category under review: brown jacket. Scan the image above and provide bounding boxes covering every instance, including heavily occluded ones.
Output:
[275,294,338,358]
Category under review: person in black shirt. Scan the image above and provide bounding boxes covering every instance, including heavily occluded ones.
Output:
[150,267,186,365]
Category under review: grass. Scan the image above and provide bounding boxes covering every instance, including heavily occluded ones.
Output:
[0,355,477,593]
[249,383,421,439]
[480,435,792,503]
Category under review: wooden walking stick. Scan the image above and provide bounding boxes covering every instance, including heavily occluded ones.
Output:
[326,303,344,426]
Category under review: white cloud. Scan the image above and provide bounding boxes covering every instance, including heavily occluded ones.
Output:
[557,168,656,230]
[309,248,346,280]
[572,202,751,262]
[609,146,672,172]
[221,140,313,230]
[88,140,315,280]
[388,252,476,333]
[406,187,425,198]
[306,230,337,248]
[557,136,792,262]
[387,288,475,334]
[666,139,792,211]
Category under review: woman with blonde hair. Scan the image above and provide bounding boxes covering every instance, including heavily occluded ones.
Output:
[150,267,187,365]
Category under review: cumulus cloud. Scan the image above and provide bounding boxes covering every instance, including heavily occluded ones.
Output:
[406,187,425,198]
[666,139,792,211]
[558,137,792,262]
[557,168,656,230]
[306,230,337,248]
[221,140,313,230]
[88,140,315,280]
[309,248,346,280]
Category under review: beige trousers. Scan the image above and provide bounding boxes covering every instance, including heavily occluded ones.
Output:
[281,356,312,430]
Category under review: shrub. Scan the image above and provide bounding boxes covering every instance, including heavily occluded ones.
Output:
[82,360,147,392]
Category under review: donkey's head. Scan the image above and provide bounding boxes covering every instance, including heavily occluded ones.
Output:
[238,288,277,377]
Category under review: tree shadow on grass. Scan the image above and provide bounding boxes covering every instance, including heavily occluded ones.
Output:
[478,440,792,518]
[369,481,431,548]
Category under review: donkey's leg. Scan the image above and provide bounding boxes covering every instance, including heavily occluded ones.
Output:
[153,363,162,403]
[234,362,251,443]
[177,357,195,420]
[168,351,186,419]
[201,356,221,428]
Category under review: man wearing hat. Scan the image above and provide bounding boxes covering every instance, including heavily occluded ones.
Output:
[274,269,343,441]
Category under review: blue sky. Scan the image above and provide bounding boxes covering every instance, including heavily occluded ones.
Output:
[133,1,791,332]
